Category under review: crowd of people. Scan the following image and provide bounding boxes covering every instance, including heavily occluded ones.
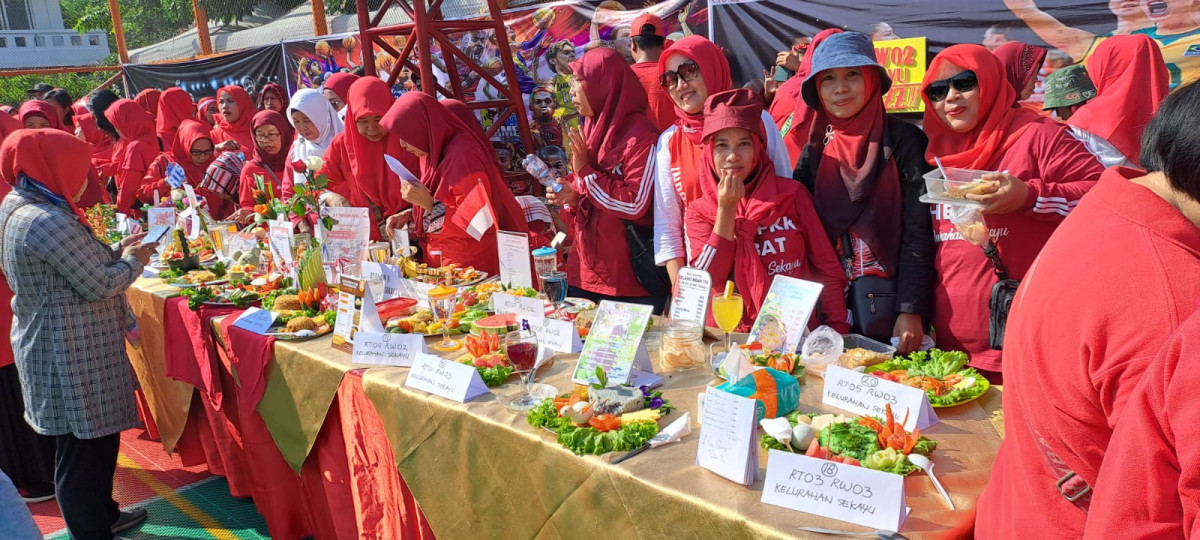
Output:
[0,11,1198,539]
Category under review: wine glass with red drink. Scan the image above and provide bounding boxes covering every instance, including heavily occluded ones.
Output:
[505,328,541,409]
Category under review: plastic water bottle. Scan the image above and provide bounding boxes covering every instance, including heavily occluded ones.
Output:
[522,155,562,193]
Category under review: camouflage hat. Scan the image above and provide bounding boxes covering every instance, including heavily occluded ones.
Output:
[1042,64,1097,110]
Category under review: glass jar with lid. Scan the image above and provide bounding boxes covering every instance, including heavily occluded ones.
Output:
[659,320,707,371]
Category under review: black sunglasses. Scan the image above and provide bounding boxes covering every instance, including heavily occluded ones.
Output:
[659,60,702,90]
[924,70,979,102]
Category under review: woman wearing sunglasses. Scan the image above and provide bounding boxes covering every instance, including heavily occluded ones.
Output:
[545,48,666,312]
[652,36,791,285]
[685,88,848,332]
[921,44,1104,380]
[793,32,935,354]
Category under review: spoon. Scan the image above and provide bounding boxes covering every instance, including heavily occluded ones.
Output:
[906,453,953,509]
[267,329,317,337]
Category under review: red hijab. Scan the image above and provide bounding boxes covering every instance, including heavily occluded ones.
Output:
[573,47,658,170]
[169,119,214,185]
[381,92,527,234]
[342,77,408,214]
[196,97,217,125]
[0,111,19,141]
[156,87,196,151]
[214,86,255,146]
[921,45,1044,170]
[324,73,358,104]
[0,129,94,225]
[439,98,491,150]
[993,42,1047,101]
[810,67,903,274]
[18,100,63,131]
[249,110,294,173]
[690,89,800,320]
[658,36,731,145]
[134,89,161,121]
[257,83,290,112]
[781,28,842,164]
[74,112,115,166]
[1067,34,1168,167]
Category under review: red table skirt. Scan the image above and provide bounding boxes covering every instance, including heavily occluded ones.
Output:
[173,359,435,539]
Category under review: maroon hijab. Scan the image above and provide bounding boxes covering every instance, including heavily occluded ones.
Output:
[993,42,1047,101]
[249,110,294,172]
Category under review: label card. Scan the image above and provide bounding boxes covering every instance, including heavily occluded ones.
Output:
[182,184,202,238]
[822,365,939,431]
[496,230,533,289]
[572,301,653,386]
[226,232,259,258]
[670,267,712,325]
[493,293,546,322]
[761,450,908,532]
[331,275,385,353]
[232,307,277,335]
[695,388,758,485]
[395,278,437,302]
[268,220,295,277]
[360,261,405,301]
[147,207,177,230]
[405,353,490,402]
[391,229,411,258]
[351,331,426,367]
[748,275,824,354]
[521,317,581,354]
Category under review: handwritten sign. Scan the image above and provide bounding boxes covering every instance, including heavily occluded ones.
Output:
[748,275,824,354]
[572,301,653,386]
[232,307,277,335]
[493,293,546,322]
[404,353,489,402]
[761,450,908,531]
[822,365,938,431]
[360,261,404,301]
[391,229,411,257]
[351,331,425,367]
[669,267,712,325]
[522,316,581,354]
[496,230,533,288]
[875,36,927,113]
[695,388,758,485]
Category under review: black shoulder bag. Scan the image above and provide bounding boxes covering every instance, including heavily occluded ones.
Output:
[621,219,672,298]
[983,241,1020,350]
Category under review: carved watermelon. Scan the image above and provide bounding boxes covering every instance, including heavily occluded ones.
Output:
[471,313,517,336]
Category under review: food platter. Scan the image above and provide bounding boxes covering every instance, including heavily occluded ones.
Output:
[864,349,990,408]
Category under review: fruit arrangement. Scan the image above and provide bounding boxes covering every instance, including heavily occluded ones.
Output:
[163,234,215,261]
[462,330,506,368]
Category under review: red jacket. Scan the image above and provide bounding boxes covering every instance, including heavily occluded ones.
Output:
[1084,312,1200,539]
[975,167,1200,539]
[319,133,390,242]
[630,62,678,133]
[112,139,159,217]
[685,183,849,332]
[929,121,1104,373]
[239,160,285,210]
[564,138,656,297]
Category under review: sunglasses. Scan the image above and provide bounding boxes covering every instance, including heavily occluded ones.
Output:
[659,60,702,90]
[924,70,979,102]
[793,43,810,53]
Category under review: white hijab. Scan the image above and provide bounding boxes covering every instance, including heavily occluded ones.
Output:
[287,88,343,162]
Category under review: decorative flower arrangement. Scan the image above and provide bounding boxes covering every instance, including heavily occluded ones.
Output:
[250,158,336,232]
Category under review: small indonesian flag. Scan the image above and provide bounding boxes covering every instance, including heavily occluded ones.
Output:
[452,177,496,241]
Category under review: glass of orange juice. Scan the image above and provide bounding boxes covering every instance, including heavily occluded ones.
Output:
[428,285,460,351]
[711,291,743,350]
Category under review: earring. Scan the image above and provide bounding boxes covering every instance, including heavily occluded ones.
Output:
[823,124,834,146]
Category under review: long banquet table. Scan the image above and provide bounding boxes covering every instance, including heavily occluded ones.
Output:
[125,278,1001,539]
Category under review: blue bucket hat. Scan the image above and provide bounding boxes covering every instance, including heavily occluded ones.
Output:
[800,31,892,111]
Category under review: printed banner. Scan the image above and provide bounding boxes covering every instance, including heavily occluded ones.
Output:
[122,45,287,99]
[876,37,927,114]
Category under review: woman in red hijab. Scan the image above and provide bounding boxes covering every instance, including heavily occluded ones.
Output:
[779,28,842,166]
[139,120,224,213]
[155,87,196,152]
[652,36,791,284]
[19,100,63,131]
[236,111,295,213]
[323,72,358,119]
[380,92,528,275]
[686,88,848,331]
[544,48,664,310]
[196,97,218,127]
[794,31,934,353]
[318,77,413,240]
[210,86,256,153]
[133,88,160,122]
[257,83,289,113]
[993,42,1047,103]
[74,112,116,179]
[104,99,160,216]
[921,44,1104,378]
[1066,34,1168,168]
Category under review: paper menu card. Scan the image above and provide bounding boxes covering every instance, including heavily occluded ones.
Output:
[761,450,908,532]
[320,207,371,281]
[748,275,824,353]
[571,301,654,386]
[331,275,384,353]
[669,267,712,325]
[822,365,939,431]
[496,230,533,288]
[695,388,758,485]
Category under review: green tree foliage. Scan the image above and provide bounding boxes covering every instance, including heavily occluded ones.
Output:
[0,72,117,109]
[61,0,194,52]
[200,0,306,24]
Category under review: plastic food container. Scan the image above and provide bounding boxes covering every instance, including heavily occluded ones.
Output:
[920,167,997,206]
[839,333,896,371]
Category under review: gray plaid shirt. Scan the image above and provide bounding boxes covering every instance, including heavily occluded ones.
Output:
[0,187,143,439]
